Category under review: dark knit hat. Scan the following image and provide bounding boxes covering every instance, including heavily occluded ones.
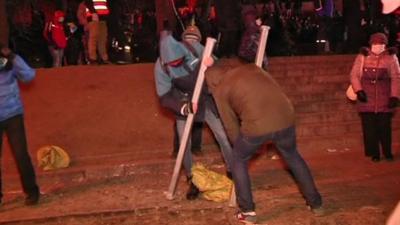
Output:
[369,32,388,45]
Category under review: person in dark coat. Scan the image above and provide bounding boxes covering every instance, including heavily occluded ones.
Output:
[214,0,242,58]
[238,9,268,69]
[205,63,324,224]
[350,32,400,162]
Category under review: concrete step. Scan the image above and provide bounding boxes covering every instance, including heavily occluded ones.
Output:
[293,99,354,114]
[269,65,352,77]
[287,90,349,103]
[274,74,349,85]
[296,121,361,137]
[268,54,355,65]
[215,55,355,75]
[282,82,349,93]
[297,134,364,150]
[297,110,400,125]
[297,121,400,138]
[296,111,360,124]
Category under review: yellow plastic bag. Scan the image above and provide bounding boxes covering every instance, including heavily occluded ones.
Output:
[37,145,70,171]
[192,163,233,202]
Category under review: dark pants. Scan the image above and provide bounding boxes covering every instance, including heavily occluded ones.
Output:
[360,112,393,158]
[173,122,203,153]
[0,115,39,200]
[65,36,84,65]
[232,126,322,212]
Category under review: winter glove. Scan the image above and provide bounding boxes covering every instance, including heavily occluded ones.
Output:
[182,101,194,116]
[388,97,399,109]
[356,90,368,103]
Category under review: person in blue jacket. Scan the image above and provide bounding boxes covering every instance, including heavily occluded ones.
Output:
[172,24,206,157]
[0,43,40,206]
[154,30,233,200]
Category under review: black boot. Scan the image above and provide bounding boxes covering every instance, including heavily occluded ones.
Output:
[25,192,40,206]
[186,178,200,200]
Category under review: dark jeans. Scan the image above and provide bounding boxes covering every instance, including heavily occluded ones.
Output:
[232,125,322,212]
[0,115,39,199]
[173,121,203,153]
[360,112,393,158]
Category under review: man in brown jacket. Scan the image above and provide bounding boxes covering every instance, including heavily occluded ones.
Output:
[206,64,323,224]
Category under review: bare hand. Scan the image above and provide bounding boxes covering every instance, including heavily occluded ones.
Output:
[0,47,12,57]
[203,57,214,67]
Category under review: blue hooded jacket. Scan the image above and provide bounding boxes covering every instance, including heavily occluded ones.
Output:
[154,31,216,121]
[0,55,35,122]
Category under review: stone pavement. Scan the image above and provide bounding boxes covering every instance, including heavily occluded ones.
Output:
[0,144,399,225]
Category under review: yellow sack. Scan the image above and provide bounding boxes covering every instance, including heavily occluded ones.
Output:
[37,145,70,171]
[192,163,233,202]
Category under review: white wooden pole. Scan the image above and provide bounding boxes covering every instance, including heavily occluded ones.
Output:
[165,37,217,200]
[255,25,270,67]
[229,25,271,207]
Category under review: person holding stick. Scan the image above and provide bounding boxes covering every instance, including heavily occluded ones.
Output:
[171,23,206,158]
[154,30,233,200]
[206,64,324,224]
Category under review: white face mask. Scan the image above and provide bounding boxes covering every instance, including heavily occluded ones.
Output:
[371,44,385,55]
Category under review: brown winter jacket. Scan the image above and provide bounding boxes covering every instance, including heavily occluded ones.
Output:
[206,63,295,142]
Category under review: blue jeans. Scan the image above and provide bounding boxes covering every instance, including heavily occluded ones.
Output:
[176,107,233,177]
[232,125,322,212]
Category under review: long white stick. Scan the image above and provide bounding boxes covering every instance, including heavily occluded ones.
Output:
[165,37,217,200]
[229,25,270,207]
[255,25,270,67]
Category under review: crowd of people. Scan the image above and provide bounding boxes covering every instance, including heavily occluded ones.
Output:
[1,1,400,225]
[4,0,400,68]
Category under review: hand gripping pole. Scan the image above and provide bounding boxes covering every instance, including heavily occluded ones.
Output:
[229,25,270,207]
[165,37,217,200]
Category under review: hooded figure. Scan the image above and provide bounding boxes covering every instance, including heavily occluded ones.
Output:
[44,10,67,49]
[44,10,67,67]
[154,31,233,200]
[350,32,400,162]
[238,9,268,69]
[205,64,323,224]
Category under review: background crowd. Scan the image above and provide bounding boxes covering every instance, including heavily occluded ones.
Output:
[3,0,400,68]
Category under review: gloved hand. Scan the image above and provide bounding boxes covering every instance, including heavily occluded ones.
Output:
[388,97,399,108]
[356,90,368,103]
